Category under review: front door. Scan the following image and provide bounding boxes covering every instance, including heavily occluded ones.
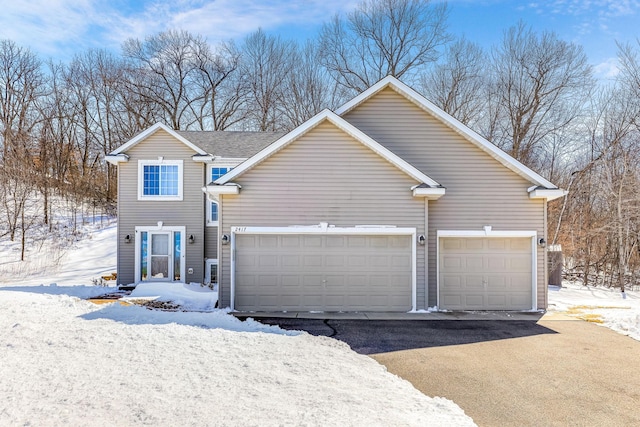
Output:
[139,230,183,282]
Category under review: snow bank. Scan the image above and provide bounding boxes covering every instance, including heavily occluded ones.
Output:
[0,291,474,426]
[548,281,640,341]
[126,282,218,311]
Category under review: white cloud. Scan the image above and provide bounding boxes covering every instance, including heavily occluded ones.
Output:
[0,0,98,58]
[593,56,620,79]
[0,0,358,60]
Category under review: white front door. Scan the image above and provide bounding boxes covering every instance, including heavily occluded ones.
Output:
[137,227,185,283]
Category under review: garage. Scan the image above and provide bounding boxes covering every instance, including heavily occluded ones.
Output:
[232,227,415,312]
[439,236,535,310]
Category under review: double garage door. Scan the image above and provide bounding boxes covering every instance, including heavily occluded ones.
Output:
[439,237,534,310]
[234,233,413,312]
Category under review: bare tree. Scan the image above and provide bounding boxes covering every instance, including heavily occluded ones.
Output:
[487,22,594,169]
[122,30,208,130]
[0,40,44,159]
[240,29,295,131]
[420,37,487,127]
[319,0,449,93]
[280,41,341,129]
[192,41,246,130]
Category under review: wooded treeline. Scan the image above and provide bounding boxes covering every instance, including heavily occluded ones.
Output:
[1,0,639,287]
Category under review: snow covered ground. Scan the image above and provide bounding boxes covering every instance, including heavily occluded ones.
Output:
[0,223,475,426]
[548,280,640,341]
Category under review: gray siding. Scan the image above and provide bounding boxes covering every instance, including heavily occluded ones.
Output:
[117,129,205,285]
[205,225,218,260]
[343,88,547,309]
[219,121,426,309]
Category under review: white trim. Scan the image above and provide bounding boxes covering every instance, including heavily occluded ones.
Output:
[436,229,538,311]
[529,188,568,201]
[437,229,537,238]
[206,164,238,227]
[412,186,446,199]
[215,109,441,188]
[205,258,218,286]
[335,76,560,190]
[229,224,417,312]
[111,122,208,156]
[205,184,240,196]
[137,159,183,201]
[210,157,247,165]
[206,200,219,227]
[105,154,129,165]
[134,225,186,284]
[192,155,215,162]
[207,163,238,183]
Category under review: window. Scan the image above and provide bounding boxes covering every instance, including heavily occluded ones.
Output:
[207,165,233,226]
[211,167,230,181]
[138,160,183,201]
[205,259,218,290]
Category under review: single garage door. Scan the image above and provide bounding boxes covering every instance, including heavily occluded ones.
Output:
[439,237,533,310]
[234,233,412,312]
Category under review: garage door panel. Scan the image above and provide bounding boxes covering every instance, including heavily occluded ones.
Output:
[281,255,300,267]
[465,256,484,270]
[440,237,533,310]
[258,235,278,248]
[326,255,345,267]
[488,239,507,250]
[235,233,413,312]
[464,275,485,289]
[347,255,367,267]
[510,257,532,271]
[443,256,462,270]
[303,236,322,247]
[281,236,300,247]
[464,294,485,308]
[236,253,257,268]
[441,275,462,289]
[508,238,531,251]
[465,239,484,250]
[326,236,345,247]
[486,276,507,290]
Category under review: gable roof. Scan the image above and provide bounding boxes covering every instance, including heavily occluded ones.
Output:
[175,130,284,158]
[216,109,442,188]
[110,123,284,159]
[110,123,208,156]
[335,76,559,190]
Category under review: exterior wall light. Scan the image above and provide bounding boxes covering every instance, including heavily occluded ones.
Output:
[418,235,426,245]
[221,234,230,245]
[124,234,131,244]
[188,234,195,244]
[538,238,546,248]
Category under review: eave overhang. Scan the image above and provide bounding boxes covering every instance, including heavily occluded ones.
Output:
[528,187,568,201]
[192,154,215,163]
[203,183,241,197]
[412,184,446,200]
[105,154,129,165]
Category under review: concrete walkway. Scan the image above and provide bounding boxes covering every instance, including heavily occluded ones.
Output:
[372,314,640,427]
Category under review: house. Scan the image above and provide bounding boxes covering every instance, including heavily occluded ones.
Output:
[106,76,566,313]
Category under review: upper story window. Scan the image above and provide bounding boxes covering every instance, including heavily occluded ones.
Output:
[207,164,235,226]
[138,159,183,201]
[211,167,230,182]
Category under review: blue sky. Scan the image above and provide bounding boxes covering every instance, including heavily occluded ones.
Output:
[0,0,638,79]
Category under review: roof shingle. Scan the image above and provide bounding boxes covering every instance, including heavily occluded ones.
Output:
[175,131,285,158]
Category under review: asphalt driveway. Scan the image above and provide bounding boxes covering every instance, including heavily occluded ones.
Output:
[256,314,640,426]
